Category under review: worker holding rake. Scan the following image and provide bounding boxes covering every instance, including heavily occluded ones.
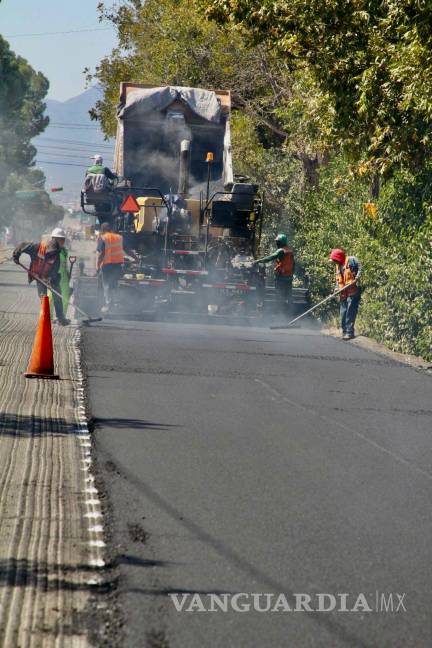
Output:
[329,248,362,340]
[13,228,71,326]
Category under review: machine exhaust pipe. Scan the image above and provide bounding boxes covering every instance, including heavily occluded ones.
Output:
[178,139,191,196]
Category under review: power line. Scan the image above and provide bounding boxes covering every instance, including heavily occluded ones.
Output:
[49,124,101,130]
[49,121,100,129]
[37,143,114,155]
[6,27,113,38]
[36,136,114,149]
[36,160,88,168]
[36,150,113,161]
[38,135,113,146]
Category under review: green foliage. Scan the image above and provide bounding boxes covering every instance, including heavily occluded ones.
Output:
[204,0,432,178]
[90,0,278,136]
[288,157,432,360]
[0,36,61,231]
[0,36,49,179]
[90,0,329,171]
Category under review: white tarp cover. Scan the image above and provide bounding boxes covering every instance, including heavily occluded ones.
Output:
[118,86,221,123]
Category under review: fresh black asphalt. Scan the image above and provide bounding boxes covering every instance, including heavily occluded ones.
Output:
[82,320,432,648]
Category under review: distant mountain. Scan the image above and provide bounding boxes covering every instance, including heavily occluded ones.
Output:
[33,87,115,207]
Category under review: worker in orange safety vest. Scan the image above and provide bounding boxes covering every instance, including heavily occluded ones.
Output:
[13,228,70,325]
[254,233,295,313]
[329,248,362,340]
[96,222,125,313]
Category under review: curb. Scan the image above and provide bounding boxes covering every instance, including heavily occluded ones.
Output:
[323,326,432,374]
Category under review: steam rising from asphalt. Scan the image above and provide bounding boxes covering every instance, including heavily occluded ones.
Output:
[124,112,223,197]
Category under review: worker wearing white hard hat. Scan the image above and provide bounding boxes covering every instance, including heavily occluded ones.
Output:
[12,227,71,325]
[51,227,66,239]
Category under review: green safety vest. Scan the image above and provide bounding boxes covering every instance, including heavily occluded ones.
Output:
[48,248,71,316]
[86,164,105,175]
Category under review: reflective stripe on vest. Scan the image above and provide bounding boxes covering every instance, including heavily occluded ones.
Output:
[275,246,294,277]
[101,232,124,266]
[30,241,56,279]
[336,257,358,299]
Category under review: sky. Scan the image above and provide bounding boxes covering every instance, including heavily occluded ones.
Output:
[0,0,118,102]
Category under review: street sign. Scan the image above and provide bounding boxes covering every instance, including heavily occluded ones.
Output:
[120,195,140,213]
[51,187,63,192]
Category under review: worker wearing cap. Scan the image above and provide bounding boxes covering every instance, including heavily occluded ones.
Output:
[13,228,70,326]
[85,155,118,224]
[329,248,362,340]
[96,222,125,313]
[86,155,117,182]
[254,233,295,311]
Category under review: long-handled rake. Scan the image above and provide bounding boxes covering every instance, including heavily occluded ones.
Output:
[270,282,355,330]
[17,261,102,325]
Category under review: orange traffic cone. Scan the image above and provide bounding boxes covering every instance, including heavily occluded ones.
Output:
[24,295,59,379]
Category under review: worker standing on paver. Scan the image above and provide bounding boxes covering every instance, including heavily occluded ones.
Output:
[13,228,70,326]
[96,222,125,313]
[329,248,362,340]
[85,154,118,186]
[254,233,295,312]
[84,155,119,223]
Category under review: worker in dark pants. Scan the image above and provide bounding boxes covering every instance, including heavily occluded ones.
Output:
[96,222,125,313]
[254,233,295,313]
[13,227,70,325]
[84,154,118,224]
[329,248,362,340]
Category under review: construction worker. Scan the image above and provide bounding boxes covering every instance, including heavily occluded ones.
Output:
[329,248,362,340]
[13,227,70,325]
[254,233,295,311]
[86,154,118,184]
[84,155,118,224]
[96,222,125,313]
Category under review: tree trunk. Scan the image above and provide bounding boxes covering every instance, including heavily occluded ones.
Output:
[301,154,320,190]
[370,174,380,199]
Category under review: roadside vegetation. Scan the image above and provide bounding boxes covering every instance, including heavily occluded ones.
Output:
[91,0,432,360]
[0,36,63,239]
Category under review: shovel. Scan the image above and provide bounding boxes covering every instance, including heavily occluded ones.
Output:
[270,282,356,330]
[17,261,102,325]
[68,255,77,280]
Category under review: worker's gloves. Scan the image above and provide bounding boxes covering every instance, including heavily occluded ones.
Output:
[12,255,20,265]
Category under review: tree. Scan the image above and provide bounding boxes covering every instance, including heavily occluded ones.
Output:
[90,0,333,186]
[0,36,61,231]
[91,0,285,135]
[204,0,432,178]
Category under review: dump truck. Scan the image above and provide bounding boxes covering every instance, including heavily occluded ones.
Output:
[79,84,308,320]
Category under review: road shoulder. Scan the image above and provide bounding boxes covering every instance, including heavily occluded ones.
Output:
[0,262,107,647]
[324,325,432,373]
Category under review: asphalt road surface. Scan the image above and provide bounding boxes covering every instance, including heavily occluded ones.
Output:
[82,319,432,648]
